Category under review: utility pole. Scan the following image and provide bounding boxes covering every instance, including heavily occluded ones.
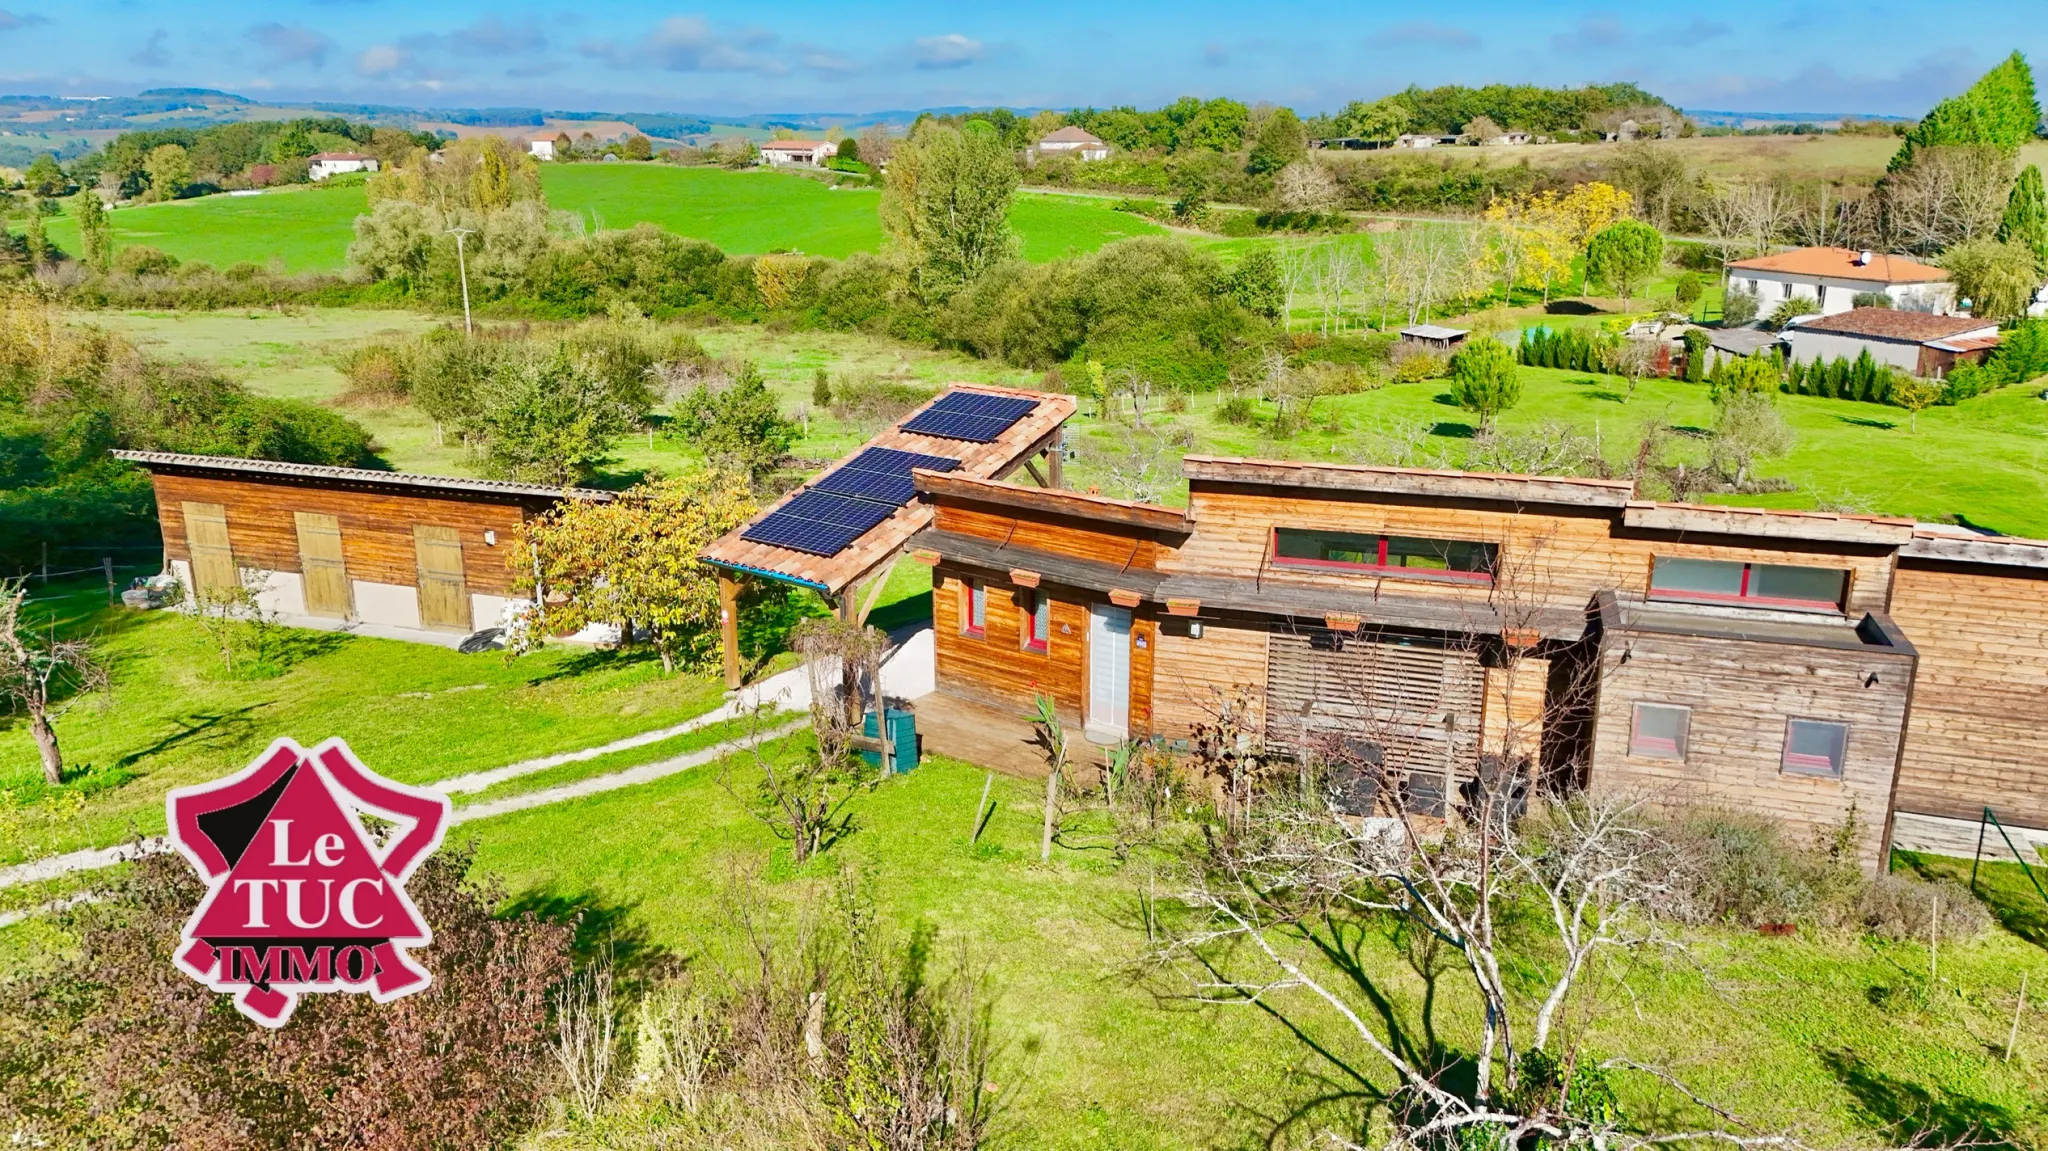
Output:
[447,226,476,337]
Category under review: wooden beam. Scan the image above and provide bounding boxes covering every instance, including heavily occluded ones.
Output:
[718,574,742,690]
[854,565,894,626]
[1023,457,1049,487]
[1046,428,1064,489]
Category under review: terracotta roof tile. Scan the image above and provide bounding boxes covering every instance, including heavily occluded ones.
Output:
[1792,308,1997,343]
[1726,246,1948,285]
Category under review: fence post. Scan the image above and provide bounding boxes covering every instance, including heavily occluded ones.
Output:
[1973,806,1991,895]
[39,542,47,584]
[104,557,117,606]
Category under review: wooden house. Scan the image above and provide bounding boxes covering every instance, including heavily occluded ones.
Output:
[116,451,611,642]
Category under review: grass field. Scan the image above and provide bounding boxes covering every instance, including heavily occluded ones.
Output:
[79,308,2048,538]
[1319,134,2048,185]
[5,588,2046,1146]
[31,164,1168,273]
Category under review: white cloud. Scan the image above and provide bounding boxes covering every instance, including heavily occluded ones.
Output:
[430,16,549,56]
[355,44,412,78]
[580,16,786,73]
[1366,21,1479,50]
[247,22,337,68]
[910,33,985,70]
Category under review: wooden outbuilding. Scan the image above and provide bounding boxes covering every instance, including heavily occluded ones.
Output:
[115,451,611,642]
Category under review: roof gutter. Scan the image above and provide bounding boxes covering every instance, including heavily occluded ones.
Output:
[703,558,831,593]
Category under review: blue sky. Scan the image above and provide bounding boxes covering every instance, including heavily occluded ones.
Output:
[0,1,2040,118]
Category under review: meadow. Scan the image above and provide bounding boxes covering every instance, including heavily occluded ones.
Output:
[3,587,2045,1148]
[83,308,2048,538]
[29,163,1169,272]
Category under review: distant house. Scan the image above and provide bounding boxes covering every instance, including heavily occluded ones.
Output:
[306,153,378,181]
[527,138,556,161]
[1782,308,1999,377]
[1704,327,1784,368]
[1399,324,1470,351]
[1725,247,1954,317]
[1469,129,1532,146]
[759,140,835,167]
[1394,133,1460,149]
[1034,126,1111,160]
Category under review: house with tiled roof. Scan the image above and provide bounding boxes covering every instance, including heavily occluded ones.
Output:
[306,152,379,180]
[759,139,835,167]
[1725,246,1954,317]
[1783,307,1999,376]
[1033,126,1109,160]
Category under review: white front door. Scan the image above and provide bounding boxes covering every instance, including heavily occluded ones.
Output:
[1087,604,1131,743]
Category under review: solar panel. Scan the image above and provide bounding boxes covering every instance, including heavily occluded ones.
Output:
[812,447,960,506]
[742,491,898,557]
[899,391,1040,443]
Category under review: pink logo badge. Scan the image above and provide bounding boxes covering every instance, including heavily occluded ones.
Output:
[166,738,451,1027]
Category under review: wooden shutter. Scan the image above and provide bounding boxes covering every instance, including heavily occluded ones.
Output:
[294,511,352,619]
[1264,630,1484,781]
[413,525,470,631]
[181,501,237,598]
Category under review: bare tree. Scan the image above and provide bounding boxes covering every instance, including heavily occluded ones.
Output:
[1100,427,1185,504]
[1697,179,1791,264]
[1029,694,1069,863]
[1601,335,1661,403]
[1881,145,2015,254]
[0,578,109,786]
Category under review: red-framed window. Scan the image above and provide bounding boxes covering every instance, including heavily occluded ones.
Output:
[1021,589,1050,653]
[961,579,986,638]
[1649,557,1847,612]
[1628,703,1690,761]
[1781,719,1848,778]
[1271,527,1496,583]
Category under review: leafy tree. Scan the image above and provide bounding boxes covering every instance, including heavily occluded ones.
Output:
[1941,237,2042,320]
[476,349,640,484]
[1585,220,1664,310]
[1334,96,1412,143]
[1890,374,1943,431]
[837,136,860,162]
[1998,163,2048,273]
[811,367,833,407]
[1224,246,1285,319]
[1721,285,1759,325]
[669,361,799,481]
[623,133,653,161]
[142,143,192,202]
[71,190,112,272]
[513,471,758,672]
[21,202,48,268]
[1447,335,1522,432]
[1246,107,1308,175]
[1556,181,1633,294]
[1181,98,1250,152]
[1600,335,1659,402]
[1709,351,1782,403]
[1463,114,1506,142]
[1674,271,1703,309]
[23,153,66,197]
[1709,388,1794,489]
[881,119,1020,304]
[1890,51,2041,172]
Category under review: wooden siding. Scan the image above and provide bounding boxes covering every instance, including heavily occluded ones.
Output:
[1482,657,1550,767]
[1167,486,1895,619]
[933,503,1160,571]
[1152,619,1269,740]
[1264,631,1486,780]
[933,568,1090,724]
[152,472,528,596]
[1888,560,2048,828]
[1589,629,1915,868]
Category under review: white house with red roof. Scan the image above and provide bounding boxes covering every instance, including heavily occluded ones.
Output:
[759,139,836,167]
[306,152,379,181]
[1034,126,1110,160]
[1724,246,1954,317]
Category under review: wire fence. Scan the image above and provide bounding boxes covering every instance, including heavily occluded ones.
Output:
[7,544,165,606]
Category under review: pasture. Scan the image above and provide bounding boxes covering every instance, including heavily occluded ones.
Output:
[81,308,2048,538]
[29,164,1169,272]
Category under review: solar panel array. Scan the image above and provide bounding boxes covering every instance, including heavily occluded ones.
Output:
[743,446,966,557]
[899,391,1040,443]
[811,447,960,505]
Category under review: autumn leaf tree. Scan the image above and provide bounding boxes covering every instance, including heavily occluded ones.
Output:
[512,471,759,673]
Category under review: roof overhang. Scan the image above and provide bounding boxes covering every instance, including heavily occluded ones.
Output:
[1902,530,2048,570]
[914,471,1193,534]
[111,450,615,504]
[1183,455,1636,509]
[1622,501,1914,546]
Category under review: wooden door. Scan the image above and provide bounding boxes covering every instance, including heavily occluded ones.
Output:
[412,525,469,631]
[181,501,237,599]
[1087,604,1132,740]
[294,511,352,619]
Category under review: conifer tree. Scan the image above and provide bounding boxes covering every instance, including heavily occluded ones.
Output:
[1998,164,2048,273]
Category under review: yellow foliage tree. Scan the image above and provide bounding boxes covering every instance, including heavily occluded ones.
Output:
[1482,190,1580,305]
[752,254,812,309]
[1558,181,1633,295]
[510,471,758,673]
[366,136,543,214]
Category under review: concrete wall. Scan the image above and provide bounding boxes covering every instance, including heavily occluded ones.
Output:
[1784,330,1922,372]
[1725,271,1953,317]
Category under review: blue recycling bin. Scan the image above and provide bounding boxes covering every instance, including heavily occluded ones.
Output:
[861,708,919,773]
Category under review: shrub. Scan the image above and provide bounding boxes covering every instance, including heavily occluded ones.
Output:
[1766,293,1820,330]
[1390,346,1447,382]
[1214,391,1257,424]
[0,846,574,1149]
[1721,286,1760,326]
[1446,336,1520,430]
[113,245,180,276]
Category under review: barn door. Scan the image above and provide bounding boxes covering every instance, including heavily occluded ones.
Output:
[294,511,352,619]
[412,525,469,631]
[1264,630,1485,809]
[181,501,237,600]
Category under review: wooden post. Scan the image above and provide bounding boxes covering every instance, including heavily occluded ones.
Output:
[1046,428,1064,489]
[971,771,994,842]
[2008,972,2028,1062]
[718,574,742,691]
[103,557,118,605]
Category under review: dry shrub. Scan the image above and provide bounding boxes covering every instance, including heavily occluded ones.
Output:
[830,374,938,427]
[1657,805,1991,940]
[0,844,574,1150]
[340,341,410,405]
[1388,343,1446,383]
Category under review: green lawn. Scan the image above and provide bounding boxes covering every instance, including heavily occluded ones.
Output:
[31,165,1167,273]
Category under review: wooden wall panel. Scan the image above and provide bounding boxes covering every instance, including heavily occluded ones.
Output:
[152,473,529,595]
[1482,657,1550,766]
[1152,620,1269,741]
[932,568,1088,722]
[1166,489,1894,617]
[934,504,1156,570]
[1130,616,1157,737]
[1888,561,2048,827]
[1589,630,1914,868]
